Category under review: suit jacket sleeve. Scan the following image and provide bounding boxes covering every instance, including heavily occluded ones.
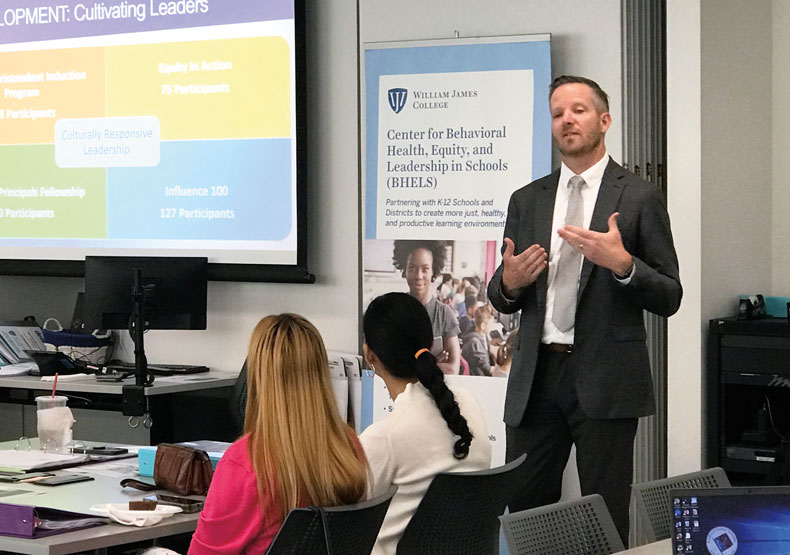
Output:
[618,184,682,318]
[488,191,533,314]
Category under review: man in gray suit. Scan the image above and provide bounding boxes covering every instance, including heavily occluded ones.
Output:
[488,75,682,543]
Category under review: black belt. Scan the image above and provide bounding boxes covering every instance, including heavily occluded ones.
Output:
[541,342,573,353]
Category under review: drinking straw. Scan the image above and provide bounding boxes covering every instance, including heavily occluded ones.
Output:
[51,372,59,397]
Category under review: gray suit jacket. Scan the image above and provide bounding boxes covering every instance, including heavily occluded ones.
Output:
[488,159,682,426]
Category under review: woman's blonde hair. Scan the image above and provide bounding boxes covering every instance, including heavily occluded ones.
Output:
[244,313,367,519]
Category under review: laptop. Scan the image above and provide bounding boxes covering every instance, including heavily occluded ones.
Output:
[670,486,790,554]
[26,351,86,376]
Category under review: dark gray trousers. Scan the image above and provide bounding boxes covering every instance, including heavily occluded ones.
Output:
[505,347,638,545]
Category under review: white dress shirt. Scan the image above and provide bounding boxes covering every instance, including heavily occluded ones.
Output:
[541,152,610,345]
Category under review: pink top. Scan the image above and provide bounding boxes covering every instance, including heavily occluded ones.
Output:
[188,435,281,554]
[189,431,365,554]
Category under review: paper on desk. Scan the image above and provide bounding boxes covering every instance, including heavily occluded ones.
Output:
[0,450,89,471]
[152,375,219,383]
[40,373,91,381]
[79,461,140,478]
[0,362,37,376]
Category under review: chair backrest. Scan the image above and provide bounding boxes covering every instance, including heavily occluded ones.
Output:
[395,453,528,555]
[499,493,625,555]
[227,359,248,435]
[266,485,397,555]
[631,466,730,542]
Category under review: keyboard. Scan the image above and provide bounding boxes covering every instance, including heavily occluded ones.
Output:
[105,362,209,376]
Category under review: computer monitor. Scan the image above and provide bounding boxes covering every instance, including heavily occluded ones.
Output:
[84,256,208,331]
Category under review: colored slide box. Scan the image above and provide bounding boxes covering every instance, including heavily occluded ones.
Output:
[106,138,292,241]
[105,37,290,141]
[0,145,106,238]
[55,116,161,168]
[0,47,106,145]
[0,3,294,46]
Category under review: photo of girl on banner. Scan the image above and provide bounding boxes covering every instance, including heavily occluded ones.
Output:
[363,238,518,378]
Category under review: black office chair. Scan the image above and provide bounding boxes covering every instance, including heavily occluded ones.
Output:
[265,485,397,555]
[228,359,248,435]
[499,494,624,555]
[631,466,730,542]
[395,453,528,555]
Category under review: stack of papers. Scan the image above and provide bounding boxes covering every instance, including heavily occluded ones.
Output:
[0,362,38,377]
[0,451,89,473]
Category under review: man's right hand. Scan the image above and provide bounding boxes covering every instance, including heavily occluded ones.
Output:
[501,238,547,298]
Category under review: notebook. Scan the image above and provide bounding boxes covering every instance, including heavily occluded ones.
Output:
[670,486,790,554]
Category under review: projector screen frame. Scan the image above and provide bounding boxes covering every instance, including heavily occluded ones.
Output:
[0,0,314,284]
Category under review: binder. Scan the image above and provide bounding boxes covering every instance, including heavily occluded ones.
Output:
[0,503,107,538]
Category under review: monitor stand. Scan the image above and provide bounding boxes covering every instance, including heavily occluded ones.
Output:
[131,267,154,388]
[122,268,155,419]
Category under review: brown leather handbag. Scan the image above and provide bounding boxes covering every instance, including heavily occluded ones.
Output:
[121,444,214,496]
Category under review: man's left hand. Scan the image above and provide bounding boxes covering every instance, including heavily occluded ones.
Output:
[558,212,633,276]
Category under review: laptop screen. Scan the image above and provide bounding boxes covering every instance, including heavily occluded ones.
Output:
[670,486,790,554]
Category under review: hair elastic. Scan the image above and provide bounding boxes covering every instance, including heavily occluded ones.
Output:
[414,348,429,359]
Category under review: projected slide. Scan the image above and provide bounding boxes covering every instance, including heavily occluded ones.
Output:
[0,1,299,265]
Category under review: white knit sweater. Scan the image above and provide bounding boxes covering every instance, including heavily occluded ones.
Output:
[360,381,492,555]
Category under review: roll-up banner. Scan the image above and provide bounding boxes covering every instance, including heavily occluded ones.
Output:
[361,35,551,464]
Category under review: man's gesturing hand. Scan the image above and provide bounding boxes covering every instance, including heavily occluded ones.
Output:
[557,212,633,276]
[501,238,547,298]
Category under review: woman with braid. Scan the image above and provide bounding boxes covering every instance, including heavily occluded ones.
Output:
[360,292,491,555]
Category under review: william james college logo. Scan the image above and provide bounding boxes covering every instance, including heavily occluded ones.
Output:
[388,88,407,114]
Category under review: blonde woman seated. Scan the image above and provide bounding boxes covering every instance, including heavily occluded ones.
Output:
[188,314,368,554]
[360,292,491,555]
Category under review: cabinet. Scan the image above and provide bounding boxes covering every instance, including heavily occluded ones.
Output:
[707,317,790,484]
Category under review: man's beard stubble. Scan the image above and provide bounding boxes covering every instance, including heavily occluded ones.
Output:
[557,133,603,158]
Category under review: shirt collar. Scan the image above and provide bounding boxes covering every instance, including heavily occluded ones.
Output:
[559,150,609,189]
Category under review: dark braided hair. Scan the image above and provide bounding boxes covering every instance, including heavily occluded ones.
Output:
[364,292,473,459]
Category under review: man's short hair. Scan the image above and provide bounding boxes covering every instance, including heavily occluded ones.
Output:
[549,75,609,113]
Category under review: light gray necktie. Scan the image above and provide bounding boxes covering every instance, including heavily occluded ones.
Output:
[552,175,585,332]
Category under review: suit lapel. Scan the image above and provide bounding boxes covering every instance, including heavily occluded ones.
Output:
[535,171,559,312]
[577,159,626,301]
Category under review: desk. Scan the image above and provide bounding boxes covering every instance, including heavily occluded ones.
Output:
[0,440,202,555]
[622,539,671,553]
[0,372,238,445]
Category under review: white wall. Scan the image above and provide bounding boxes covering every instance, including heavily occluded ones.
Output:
[667,0,774,475]
[666,0,703,476]
[773,1,790,291]
[700,1,772,319]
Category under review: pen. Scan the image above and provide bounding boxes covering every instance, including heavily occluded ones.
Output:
[18,475,53,483]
